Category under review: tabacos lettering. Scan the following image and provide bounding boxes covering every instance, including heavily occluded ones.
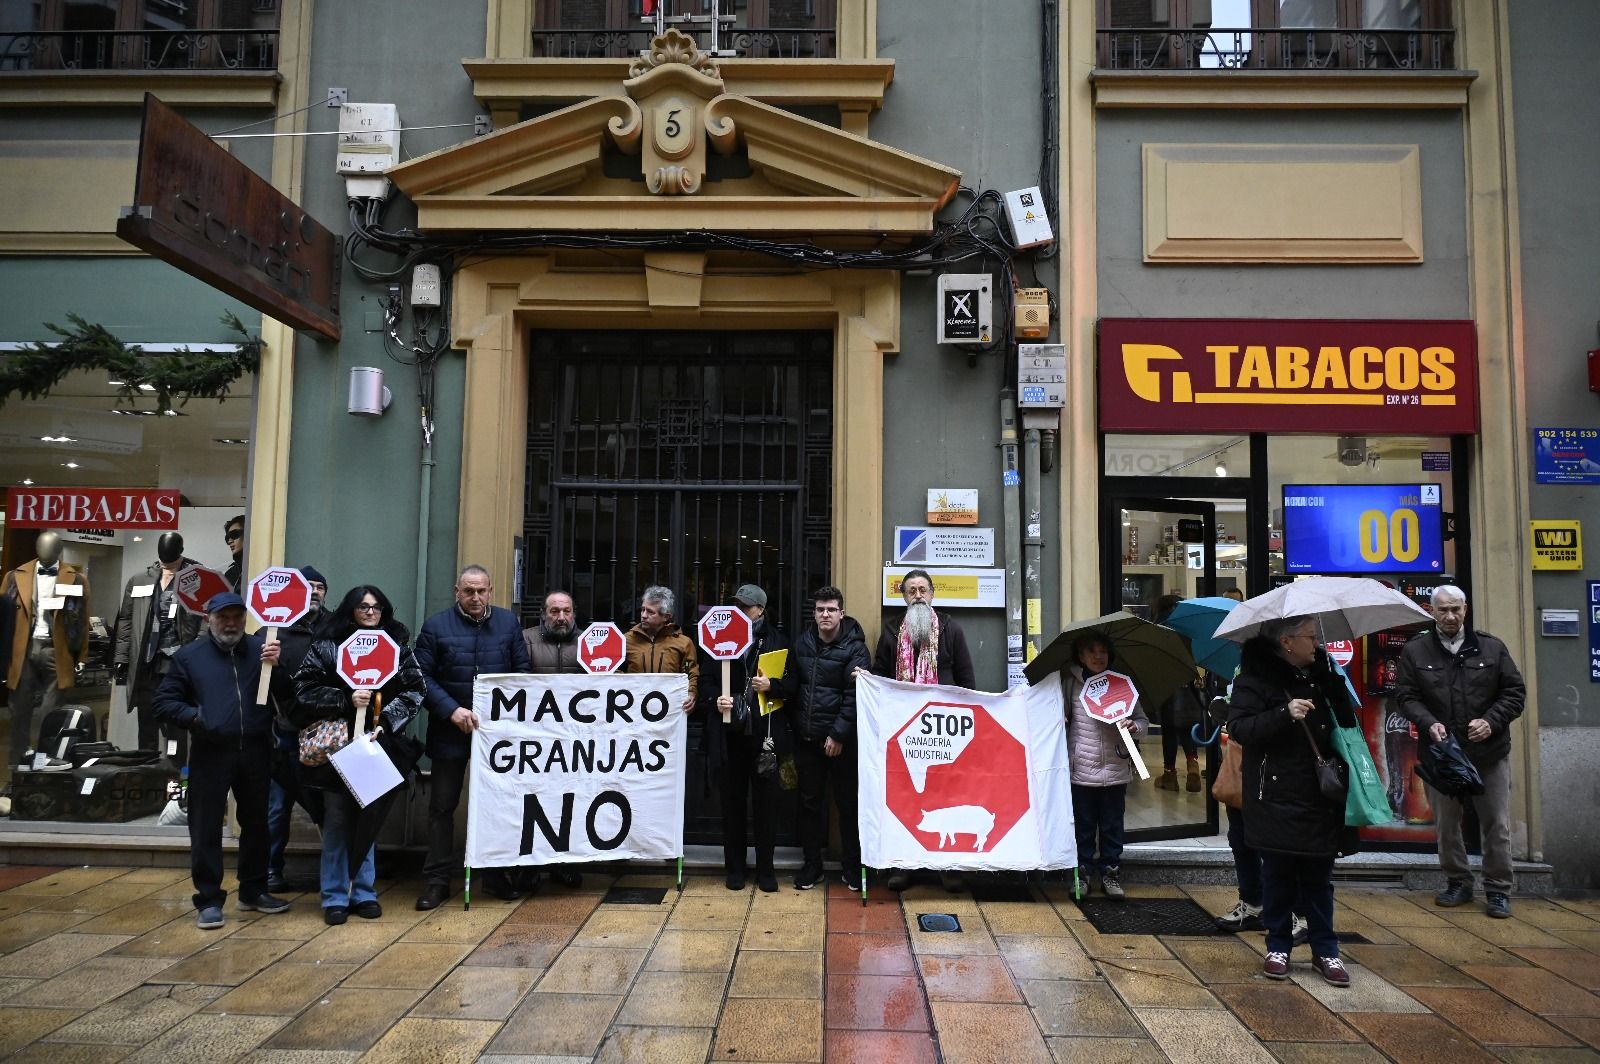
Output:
[1121,343,1458,408]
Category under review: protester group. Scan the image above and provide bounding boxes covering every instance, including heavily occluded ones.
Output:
[144,541,1526,989]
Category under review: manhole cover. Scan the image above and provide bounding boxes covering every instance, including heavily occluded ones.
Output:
[917,913,962,933]
[602,886,668,905]
[1077,897,1225,936]
[969,882,1037,903]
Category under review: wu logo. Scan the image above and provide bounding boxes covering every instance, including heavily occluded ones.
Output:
[1536,529,1575,547]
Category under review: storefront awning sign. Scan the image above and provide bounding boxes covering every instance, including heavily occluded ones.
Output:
[1098,319,1478,434]
[6,487,180,529]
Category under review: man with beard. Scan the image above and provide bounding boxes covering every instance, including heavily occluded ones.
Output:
[790,586,871,891]
[265,565,330,891]
[520,589,585,888]
[155,592,293,929]
[871,569,976,892]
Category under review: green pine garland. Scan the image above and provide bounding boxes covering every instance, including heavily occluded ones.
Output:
[0,311,262,413]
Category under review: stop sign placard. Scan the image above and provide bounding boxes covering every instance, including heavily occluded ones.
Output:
[246,567,313,628]
[886,700,1030,854]
[1078,669,1138,723]
[173,565,231,615]
[578,622,625,674]
[697,606,754,660]
[337,628,401,689]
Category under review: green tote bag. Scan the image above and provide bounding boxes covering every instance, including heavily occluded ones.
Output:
[1331,722,1391,828]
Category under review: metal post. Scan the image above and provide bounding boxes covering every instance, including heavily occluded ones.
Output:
[1000,391,1024,687]
[1023,425,1044,668]
[463,865,471,911]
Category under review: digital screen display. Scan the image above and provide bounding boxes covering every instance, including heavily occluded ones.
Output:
[1282,484,1444,574]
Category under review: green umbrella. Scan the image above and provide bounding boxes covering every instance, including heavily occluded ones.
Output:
[1025,610,1198,710]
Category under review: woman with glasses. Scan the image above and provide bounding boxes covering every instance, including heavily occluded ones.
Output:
[292,586,425,924]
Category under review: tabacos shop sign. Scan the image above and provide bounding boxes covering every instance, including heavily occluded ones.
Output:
[1098,319,1479,434]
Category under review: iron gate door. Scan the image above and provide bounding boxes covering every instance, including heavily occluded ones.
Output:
[523,330,834,845]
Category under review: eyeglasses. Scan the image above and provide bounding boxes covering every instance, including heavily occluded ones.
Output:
[224,529,243,542]
[355,603,382,613]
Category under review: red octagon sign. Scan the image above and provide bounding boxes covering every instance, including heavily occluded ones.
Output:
[697,606,753,660]
[578,622,625,674]
[885,700,1030,854]
[337,628,401,689]
[174,565,231,615]
[247,567,313,628]
[1078,670,1138,724]
[1325,639,1355,668]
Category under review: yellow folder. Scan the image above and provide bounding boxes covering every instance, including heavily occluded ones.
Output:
[757,649,788,715]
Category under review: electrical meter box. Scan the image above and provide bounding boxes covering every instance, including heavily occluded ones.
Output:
[1018,343,1066,408]
[337,103,399,176]
[1003,186,1054,249]
[937,274,992,345]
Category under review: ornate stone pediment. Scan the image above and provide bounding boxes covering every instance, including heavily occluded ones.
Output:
[387,31,959,236]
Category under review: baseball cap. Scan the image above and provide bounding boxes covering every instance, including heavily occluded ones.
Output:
[733,583,767,608]
[205,591,246,613]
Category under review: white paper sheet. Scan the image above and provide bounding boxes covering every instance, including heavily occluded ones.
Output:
[329,733,404,808]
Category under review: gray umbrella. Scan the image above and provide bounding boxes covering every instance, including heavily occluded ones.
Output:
[1025,611,1198,710]
[1212,576,1432,643]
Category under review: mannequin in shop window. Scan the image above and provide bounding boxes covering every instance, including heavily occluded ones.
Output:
[1,531,91,778]
[114,532,202,763]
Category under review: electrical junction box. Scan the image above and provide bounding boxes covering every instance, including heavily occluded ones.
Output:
[337,103,398,175]
[1015,288,1051,338]
[1018,343,1066,409]
[937,274,992,345]
[410,264,441,308]
[1004,186,1054,250]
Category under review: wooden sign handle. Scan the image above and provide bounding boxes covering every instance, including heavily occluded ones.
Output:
[720,659,732,723]
[1118,723,1150,780]
[255,625,278,705]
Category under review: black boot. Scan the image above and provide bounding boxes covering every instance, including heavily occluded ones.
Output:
[1434,879,1473,907]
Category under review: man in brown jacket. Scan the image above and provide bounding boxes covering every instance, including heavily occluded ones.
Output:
[624,586,698,712]
[3,531,90,771]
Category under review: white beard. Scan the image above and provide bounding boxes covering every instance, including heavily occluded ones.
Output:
[904,603,935,647]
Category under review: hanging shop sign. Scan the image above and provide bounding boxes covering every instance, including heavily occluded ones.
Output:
[894,527,995,566]
[116,94,341,341]
[1534,428,1600,485]
[1098,319,1478,434]
[6,487,179,529]
[1531,520,1583,571]
[882,566,1004,608]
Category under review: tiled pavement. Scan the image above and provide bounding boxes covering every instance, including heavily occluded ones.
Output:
[2,862,1600,1062]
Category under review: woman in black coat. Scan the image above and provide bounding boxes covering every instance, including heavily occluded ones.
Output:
[292,585,425,925]
[1228,615,1359,987]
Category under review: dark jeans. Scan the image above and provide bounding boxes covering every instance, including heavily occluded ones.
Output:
[187,737,272,910]
[1261,851,1337,957]
[721,734,777,873]
[1225,804,1263,907]
[9,639,60,765]
[423,754,468,887]
[1160,694,1199,768]
[267,726,322,879]
[1071,782,1127,873]
[794,737,859,872]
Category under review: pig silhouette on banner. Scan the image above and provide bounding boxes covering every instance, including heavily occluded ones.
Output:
[856,673,1075,871]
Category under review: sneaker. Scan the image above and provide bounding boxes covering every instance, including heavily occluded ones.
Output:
[756,868,779,893]
[1291,914,1310,947]
[195,905,225,930]
[1070,873,1091,902]
[238,893,290,914]
[1215,899,1264,932]
[1263,951,1290,980]
[323,906,348,926]
[1485,892,1511,919]
[841,869,863,892]
[1100,866,1126,901]
[793,863,824,891]
[353,901,383,920]
[37,756,74,772]
[1435,879,1474,907]
[886,870,911,892]
[1312,955,1350,987]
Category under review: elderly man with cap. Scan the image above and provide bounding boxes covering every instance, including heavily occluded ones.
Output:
[699,583,792,892]
[154,591,294,930]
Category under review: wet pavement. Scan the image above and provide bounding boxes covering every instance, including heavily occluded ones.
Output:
[1,861,1599,1062]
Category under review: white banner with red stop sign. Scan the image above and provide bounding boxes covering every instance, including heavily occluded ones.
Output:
[856,673,1076,872]
[465,672,690,867]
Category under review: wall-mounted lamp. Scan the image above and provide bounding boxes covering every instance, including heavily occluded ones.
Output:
[348,367,392,417]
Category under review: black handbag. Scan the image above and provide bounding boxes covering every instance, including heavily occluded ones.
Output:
[1417,733,1485,798]
[1299,719,1349,804]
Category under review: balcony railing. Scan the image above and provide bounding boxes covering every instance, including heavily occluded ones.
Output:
[1097,26,1455,71]
[0,29,279,72]
[532,25,835,60]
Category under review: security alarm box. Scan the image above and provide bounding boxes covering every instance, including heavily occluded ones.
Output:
[1015,288,1051,338]
[1018,343,1066,408]
[937,274,992,345]
[1004,186,1054,249]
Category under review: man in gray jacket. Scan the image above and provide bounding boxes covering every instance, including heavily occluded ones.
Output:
[520,589,583,888]
[1395,585,1526,918]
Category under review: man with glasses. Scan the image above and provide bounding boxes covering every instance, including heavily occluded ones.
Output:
[789,586,871,890]
[223,514,245,593]
[413,564,531,909]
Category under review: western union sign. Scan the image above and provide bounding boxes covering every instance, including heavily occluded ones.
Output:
[1531,520,1583,571]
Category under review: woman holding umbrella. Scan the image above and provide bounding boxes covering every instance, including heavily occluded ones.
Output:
[293,586,425,925]
[1228,615,1358,986]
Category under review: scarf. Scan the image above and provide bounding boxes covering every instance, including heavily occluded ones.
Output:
[895,610,940,685]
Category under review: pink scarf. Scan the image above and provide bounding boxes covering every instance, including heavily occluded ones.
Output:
[895,610,941,685]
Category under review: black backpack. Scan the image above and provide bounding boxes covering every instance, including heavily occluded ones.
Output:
[36,705,99,760]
